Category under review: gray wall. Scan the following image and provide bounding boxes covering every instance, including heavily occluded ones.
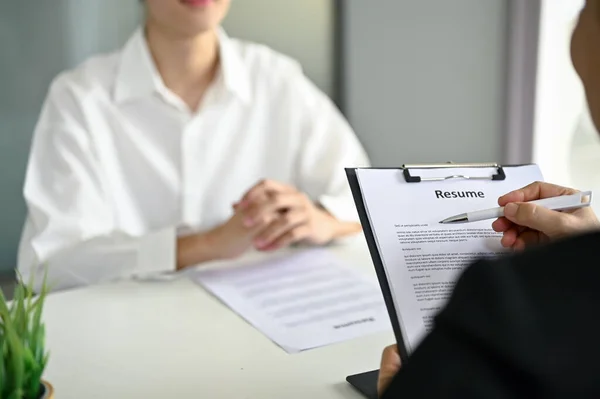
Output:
[223,0,335,97]
[342,0,509,166]
[0,1,140,273]
[503,0,540,164]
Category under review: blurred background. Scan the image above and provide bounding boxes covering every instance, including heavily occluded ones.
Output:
[0,0,598,275]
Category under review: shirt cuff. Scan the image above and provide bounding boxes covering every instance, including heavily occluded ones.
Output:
[318,194,360,223]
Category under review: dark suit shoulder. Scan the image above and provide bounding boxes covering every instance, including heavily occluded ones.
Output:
[437,231,600,395]
[449,231,600,311]
[383,232,600,398]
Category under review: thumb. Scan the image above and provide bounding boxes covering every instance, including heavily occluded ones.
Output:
[503,202,569,237]
[378,345,401,396]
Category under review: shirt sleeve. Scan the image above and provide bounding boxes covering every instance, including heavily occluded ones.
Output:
[18,77,175,291]
[290,72,370,223]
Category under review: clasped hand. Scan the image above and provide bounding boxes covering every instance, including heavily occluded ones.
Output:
[211,180,339,259]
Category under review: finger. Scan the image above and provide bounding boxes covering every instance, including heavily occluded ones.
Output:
[240,179,295,205]
[513,229,542,250]
[492,217,512,232]
[377,345,401,396]
[500,226,518,248]
[259,225,311,251]
[254,210,309,249]
[380,345,400,368]
[241,205,280,228]
[512,224,526,236]
[503,202,571,237]
[242,193,307,227]
[237,190,270,210]
[513,232,551,251]
[512,237,527,251]
[498,181,578,206]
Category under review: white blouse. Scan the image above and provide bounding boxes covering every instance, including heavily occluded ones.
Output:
[18,28,369,291]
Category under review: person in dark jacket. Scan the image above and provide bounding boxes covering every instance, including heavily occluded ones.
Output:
[378,1,600,397]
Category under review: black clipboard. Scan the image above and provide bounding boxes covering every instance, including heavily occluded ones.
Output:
[343,162,525,398]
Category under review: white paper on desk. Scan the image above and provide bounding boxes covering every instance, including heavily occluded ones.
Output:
[191,249,390,353]
[356,165,544,354]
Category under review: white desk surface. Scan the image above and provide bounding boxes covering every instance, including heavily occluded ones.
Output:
[42,237,394,398]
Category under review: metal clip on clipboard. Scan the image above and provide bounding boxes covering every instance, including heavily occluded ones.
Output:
[402,162,506,183]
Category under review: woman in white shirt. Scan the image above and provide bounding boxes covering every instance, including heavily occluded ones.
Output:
[18,0,369,291]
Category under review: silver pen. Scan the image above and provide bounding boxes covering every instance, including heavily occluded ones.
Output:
[440,191,592,224]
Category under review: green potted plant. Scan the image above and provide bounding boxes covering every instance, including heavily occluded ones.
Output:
[0,276,52,399]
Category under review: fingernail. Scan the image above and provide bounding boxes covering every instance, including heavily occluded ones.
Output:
[255,239,265,247]
[504,203,518,218]
[244,217,254,227]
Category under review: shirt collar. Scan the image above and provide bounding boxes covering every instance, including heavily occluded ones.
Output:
[113,28,164,103]
[217,28,251,104]
[113,27,252,105]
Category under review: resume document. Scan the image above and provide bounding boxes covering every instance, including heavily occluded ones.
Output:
[191,249,390,353]
[356,165,543,353]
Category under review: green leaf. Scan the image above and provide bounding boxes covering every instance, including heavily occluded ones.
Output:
[22,345,35,368]
[0,331,5,398]
[42,351,49,370]
[6,325,25,397]
[10,284,26,337]
[0,289,9,317]
[0,270,50,399]
[25,364,43,399]
[0,290,23,396]
[30,294,45,360]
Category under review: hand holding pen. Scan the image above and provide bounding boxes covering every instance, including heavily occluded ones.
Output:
[491,182,599,250]
[441,182,600,251]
